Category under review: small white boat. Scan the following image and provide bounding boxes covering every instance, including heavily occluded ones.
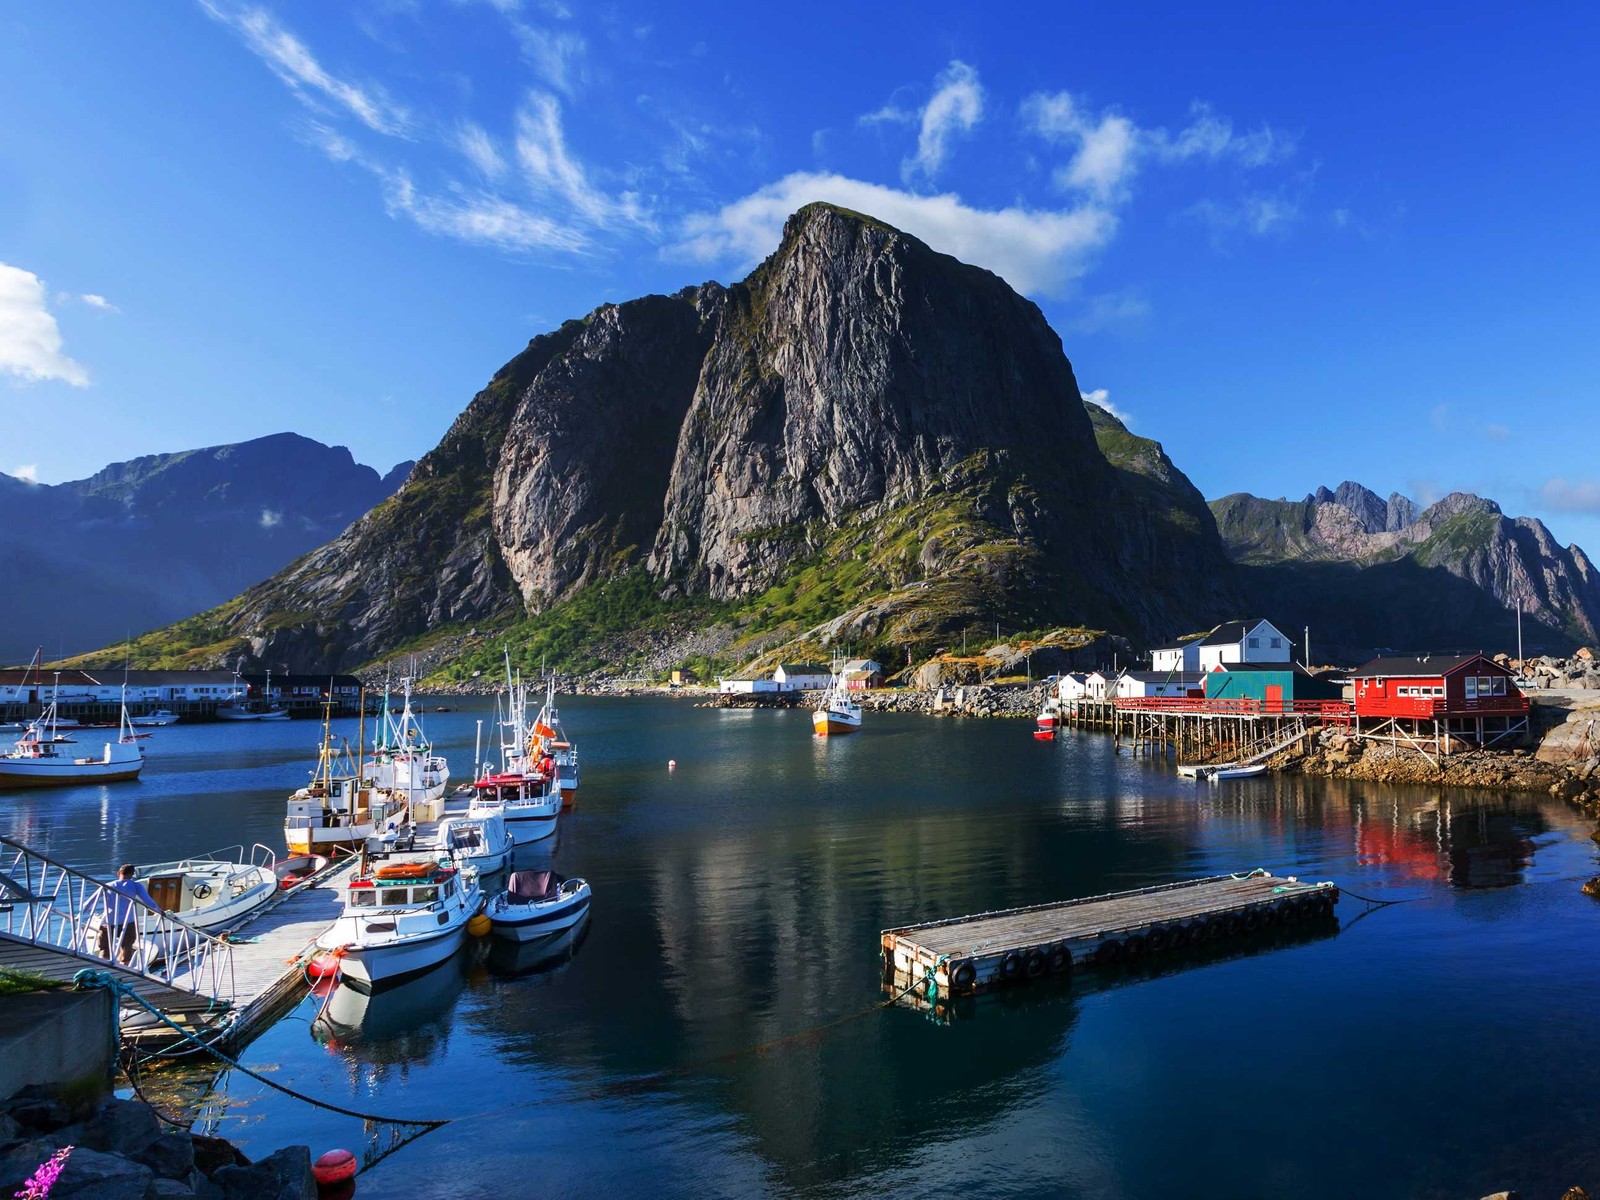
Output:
[129,709,180,727]
[0,691,144,790]
[813,663,862,737]
[315,858,482,991]
[118,844,279,935]
[216,665,289,720]
[435,809,513,874]
[487,870,591,942]
[364,677,450,811]
[1209,764,1268,781]
[273,853,330,889]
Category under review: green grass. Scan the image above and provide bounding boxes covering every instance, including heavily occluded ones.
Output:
[0,969,64,996]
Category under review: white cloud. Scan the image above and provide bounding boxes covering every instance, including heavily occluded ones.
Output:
[904,61,983,181]
[79,293,119,313]
[1484,423,1511,443]
[1539,478,1600,514]
[456,121,507,179]
[516,27,587,95]
[1081,388,1133,425]
[1151,102,1295,167]
[10,464,39,483]
[259,509,283,528]
[674,172,1115,297]
[199,1,411,136]
[382,169,589,253]
[1186,193,1300,238]
[0,263,90,387]
[515,91,647,230]
[858,103,914,127]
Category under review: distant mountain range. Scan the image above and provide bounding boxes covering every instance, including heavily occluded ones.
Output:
[0,434,411,663]
[42,204,1598,676]
[1211,482,1600,659]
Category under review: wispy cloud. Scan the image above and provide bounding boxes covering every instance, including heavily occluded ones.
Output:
[79,293,119,313]
[199,0,412,136]
[673,171,1114,297]
[516,27,587,95]
[383,170,590,253]
[1484,423,1511,443]
[904,61,983,182]
[1068,289,1151,333]
[259,508,283,528]
[1081,387,1132,425]
[1539,478,1600,514]
[0,263,90,387]
[514,91,648,230]
[10,464,40,483]
[456,121,507,179]
[1186,192,1301,239]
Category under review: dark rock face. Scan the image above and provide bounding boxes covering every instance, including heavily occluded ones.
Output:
[114,203,1245,671]
[211,1147,315,1200]
[1211,481,1600,658]
[0,434,408,662]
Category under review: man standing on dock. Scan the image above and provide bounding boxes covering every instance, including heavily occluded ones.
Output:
[96,864,158,965]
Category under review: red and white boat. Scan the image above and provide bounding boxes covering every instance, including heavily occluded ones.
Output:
[0,687,144,790]
[470,653,561,845]
[812,663,862,737]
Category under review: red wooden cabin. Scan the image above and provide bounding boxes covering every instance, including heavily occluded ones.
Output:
[1350,653,1526,719]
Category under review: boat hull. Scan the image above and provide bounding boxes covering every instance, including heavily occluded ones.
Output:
[285,827,375,856]
[335,925,469,992]
[502,810,558,844]
[489,891,591,942]
[812,712,860,736]
[0,761,143,789]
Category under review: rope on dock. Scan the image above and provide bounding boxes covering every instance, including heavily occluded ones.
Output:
[1333,886,1417,909]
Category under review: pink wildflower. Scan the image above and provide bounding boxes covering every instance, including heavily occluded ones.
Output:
[13,1146,72,1200]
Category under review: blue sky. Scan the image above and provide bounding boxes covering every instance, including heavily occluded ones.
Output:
[4,2,1599,548]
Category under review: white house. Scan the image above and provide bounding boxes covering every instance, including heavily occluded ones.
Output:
[1197,619,1293,671]
[1114,671,1205,699]
[773,663,831,691]
[1055,672,1091,701]
[841,659,882,676]
[1151,641,1201,673]
[1084,670,1116,700]
[718,677,781,695]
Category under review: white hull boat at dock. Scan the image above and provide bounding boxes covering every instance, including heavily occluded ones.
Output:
[487,870,591,942]
[315,858,482,992]
[436,809,513,874]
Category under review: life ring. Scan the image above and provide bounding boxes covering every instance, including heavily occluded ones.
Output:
[998,951,1024,981]
[1047,943,1071,974]
[948,959,977,993]
[1023,950,1047,979]
[192,882,213,900]
[1095,940,1124,965]
[1123,934,1148,959]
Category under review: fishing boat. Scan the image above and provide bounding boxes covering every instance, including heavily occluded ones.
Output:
[529,679,579,809]
[812,663,862,737]
[217,666,289,720]
[434,809,513,874]
[486,869,591,942]
[129,709,180,727]
[314,857,482,991]
[364,678,450,815]
[0,689,144,789]
[469,654,562,845]
[285,702,409,855]
[1035,698,1060,732]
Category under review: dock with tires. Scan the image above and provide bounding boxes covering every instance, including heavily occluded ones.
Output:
[881,869,1338,999]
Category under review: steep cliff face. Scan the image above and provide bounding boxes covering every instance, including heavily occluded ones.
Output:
[98,203,1241,672]
[1211,482,1600,657]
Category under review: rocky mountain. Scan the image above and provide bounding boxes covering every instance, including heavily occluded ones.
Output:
[1211,482,1600,659]
[0,434,411,663]
[99,203,1240,674]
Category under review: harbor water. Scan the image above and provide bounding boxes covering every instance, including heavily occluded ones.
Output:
[5,696,1600,1198]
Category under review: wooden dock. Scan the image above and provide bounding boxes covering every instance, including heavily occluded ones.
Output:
[881,870,1338,998]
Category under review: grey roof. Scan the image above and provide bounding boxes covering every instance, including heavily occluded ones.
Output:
[1122,671,1205,683]
[1199,619,1278,647]
[776,663,830,675]
[1208,662,1316,676]
[1351,654,1502,678]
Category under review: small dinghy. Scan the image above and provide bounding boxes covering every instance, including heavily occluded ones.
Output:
[487,869,591,942]
[274,853,330,889]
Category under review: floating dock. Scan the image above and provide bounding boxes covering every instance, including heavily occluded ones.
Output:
[881,870,1338,998]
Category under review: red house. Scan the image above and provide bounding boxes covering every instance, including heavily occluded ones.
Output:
[1349,653,1529,750]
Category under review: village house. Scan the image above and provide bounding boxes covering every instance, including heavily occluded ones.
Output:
[1150,641,1201,673]
[1196,619,1294,671]
[1114,671,1205,700]
[773,663,831,691]
[1055,672,1091,701]
[718,677,781,695]
[1348,653,1529,748]
[1084,670,1115,701]
[1202,662,1343,710]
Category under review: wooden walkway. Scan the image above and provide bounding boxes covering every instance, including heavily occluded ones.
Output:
[0,932,216,1014]
[882,870,1338,997]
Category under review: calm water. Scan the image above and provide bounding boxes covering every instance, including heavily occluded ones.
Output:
[6,698,1600,1199]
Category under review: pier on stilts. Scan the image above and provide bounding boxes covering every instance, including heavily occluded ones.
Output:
[1061,698,1349,768]
[881,870,1339,1001]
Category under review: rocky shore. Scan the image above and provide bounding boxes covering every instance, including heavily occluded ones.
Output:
[0,1089,316,1200]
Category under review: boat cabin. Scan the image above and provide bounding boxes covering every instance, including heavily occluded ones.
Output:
[347,863,460,910]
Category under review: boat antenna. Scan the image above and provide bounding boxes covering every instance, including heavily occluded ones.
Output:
[356,686,366,787]
[474,718,483,782]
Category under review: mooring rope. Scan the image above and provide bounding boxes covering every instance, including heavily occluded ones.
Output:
[1334,886,1418,908]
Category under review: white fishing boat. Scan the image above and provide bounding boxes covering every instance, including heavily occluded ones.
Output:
[470,654,561,844]
[122,844,280,933]
[364,678,450,814]
[434,809,513,874]
[217,665,289,720]
[486,869,591,942]
[315,857,482,991]
[812,663,862,737]
[129,709,180,727]
[0,688,145,789]
[285,702,409,856]
[529,679,579,809]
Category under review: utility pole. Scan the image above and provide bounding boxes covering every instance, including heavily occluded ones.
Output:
[1304,626,1311,669]
[1516,601,1523,664]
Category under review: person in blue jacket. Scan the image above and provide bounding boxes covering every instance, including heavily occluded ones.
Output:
[97,864,157,964]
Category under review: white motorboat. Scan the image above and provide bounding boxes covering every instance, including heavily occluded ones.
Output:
[315,857,482,991]
[0,690,144,790]
[88,845,280,958]
[285,703,408,856]
[1209,764,1268,781]
[273,853,331,889]
[129,709,179,727]
[364,678,450,812]
[812,663,862,737]
[435,809,513,874]
[486,869,591,942]
[530,679,579,809]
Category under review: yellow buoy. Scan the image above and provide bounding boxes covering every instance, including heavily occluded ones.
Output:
[467,913,492,937]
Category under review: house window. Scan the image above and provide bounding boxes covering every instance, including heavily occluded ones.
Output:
[1270,637,1282,649]
[1465,677,1478,699]
[1493,677,1506,695]
[1479,677,1497,696]
[1248,637,1260,648]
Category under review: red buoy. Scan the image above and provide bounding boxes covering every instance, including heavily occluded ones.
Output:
[313,1149,358,1188]
[306,954,340,979]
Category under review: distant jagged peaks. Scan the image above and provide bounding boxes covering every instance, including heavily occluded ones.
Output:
[1308,481,1420,534]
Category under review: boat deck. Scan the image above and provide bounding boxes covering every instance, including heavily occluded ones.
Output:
[882,870,1338,998]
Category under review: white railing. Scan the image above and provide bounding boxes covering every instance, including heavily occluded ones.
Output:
[0,835,236,1007]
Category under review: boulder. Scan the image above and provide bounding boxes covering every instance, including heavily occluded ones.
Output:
[211,1146,315,1200]
[190,1135,249,1177]
[145,1180,195,1200]
[137,1132,196,1181]
[1577,647,1595,660]
[1559,1187,1589,1200]
[1583,877,1600,898]
[62,1099,161,1158]
[3,1097,74,1132]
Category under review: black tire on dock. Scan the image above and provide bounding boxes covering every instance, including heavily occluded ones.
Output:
[1224,913,1245,936]
[1123,934,1148,959]
[1146,926,1169,952]
[999,951,1024,981]
[1095,940,1124,964]
[1242,909,1261,933]
[949,959,977,994]
[1260,905,1280,928]
[1024,950,1048,979]
[1048,943,1072,974]
[1168,923,1190,948]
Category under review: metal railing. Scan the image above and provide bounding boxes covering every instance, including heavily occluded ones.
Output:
[0,835,236,1006]
[1112,697,1353,716]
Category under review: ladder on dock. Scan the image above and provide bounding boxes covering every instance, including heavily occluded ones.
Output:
[0,835,237,1026]
[1177,716,1312,778]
